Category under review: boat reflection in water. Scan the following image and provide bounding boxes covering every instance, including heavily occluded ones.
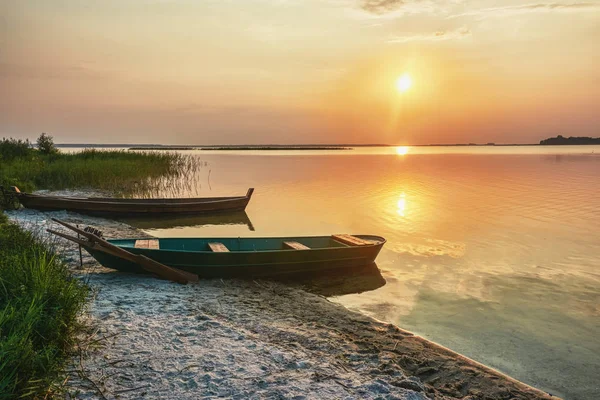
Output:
[118,211,255,231]
[271,262,385,297]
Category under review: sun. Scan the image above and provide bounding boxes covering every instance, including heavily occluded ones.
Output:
[396,73,412,93]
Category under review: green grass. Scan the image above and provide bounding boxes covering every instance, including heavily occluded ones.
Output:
[1,148,199,208]
[0,141,199,397]
[0,217,88,399]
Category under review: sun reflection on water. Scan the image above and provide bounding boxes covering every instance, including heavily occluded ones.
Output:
[395,146,409,155]
[397,192,406,216]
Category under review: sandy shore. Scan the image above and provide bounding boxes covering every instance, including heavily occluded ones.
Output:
[6,206,556,400]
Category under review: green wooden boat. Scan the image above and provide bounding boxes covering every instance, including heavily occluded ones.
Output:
[85,234,386,278]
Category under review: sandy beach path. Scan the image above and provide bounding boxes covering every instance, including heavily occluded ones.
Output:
[6,208,556,400]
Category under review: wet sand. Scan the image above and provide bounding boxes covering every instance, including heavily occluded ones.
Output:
[6,206,557,399]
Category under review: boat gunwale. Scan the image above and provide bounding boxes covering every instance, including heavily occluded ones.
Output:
[17,192,250,205]
[107,235,387,255]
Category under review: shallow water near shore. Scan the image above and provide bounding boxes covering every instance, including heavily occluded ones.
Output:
[65,145,599,399]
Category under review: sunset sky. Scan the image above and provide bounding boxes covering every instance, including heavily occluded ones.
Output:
[1,1,599,145]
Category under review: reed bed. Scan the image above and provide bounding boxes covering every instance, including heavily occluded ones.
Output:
[0,214,89,399]
[1,148,202,206]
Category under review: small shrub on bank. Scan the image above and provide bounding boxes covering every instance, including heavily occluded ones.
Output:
[36,133,58,155]
[0,218,88,398]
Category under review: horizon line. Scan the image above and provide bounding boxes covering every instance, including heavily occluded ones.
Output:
[52,142,600,148]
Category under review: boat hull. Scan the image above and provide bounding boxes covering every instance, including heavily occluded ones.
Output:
[85,235,385,278]
[15,189,253,216]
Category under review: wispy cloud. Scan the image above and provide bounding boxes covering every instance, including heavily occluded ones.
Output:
[357,0,462,18]
[360,0,406,14]
[451,2,600,18]
[387,26,471,43]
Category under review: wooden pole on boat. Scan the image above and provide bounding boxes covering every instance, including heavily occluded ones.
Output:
[48,218,198,284]
[76,224,84,270]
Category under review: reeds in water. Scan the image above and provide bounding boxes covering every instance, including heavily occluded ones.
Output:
[1,148,203,204]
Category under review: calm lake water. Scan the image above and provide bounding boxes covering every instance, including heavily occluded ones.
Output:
[75,146,600,399]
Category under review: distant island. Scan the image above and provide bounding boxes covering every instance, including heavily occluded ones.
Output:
[540,135,600,145]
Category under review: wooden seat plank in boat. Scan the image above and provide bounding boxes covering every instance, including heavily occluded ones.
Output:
[135,239,160,249]
[208,242,229,252]
[283,241,310,250]
[332,234,375,246]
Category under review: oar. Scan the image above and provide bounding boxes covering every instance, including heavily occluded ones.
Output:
[48,218,198,284]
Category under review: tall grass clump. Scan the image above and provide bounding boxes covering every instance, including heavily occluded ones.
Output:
[0,137,34,162]
[0,217,88,398]
[7,149,196,196]
[1,136,201,207]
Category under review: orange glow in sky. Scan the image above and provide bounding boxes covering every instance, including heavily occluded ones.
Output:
[1,1,599,145]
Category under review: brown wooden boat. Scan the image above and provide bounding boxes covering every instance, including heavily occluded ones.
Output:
[6,186,254,217]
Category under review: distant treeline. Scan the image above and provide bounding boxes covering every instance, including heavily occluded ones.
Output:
[58,144,373,148]
[130,147,198,151]
[129,146,352,151]
[540,135,600,145]
[198,146,351,151]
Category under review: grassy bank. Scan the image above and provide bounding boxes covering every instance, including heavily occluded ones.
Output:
[0,214,88,398]
[1,137,199,208]
[0,135,198,398]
